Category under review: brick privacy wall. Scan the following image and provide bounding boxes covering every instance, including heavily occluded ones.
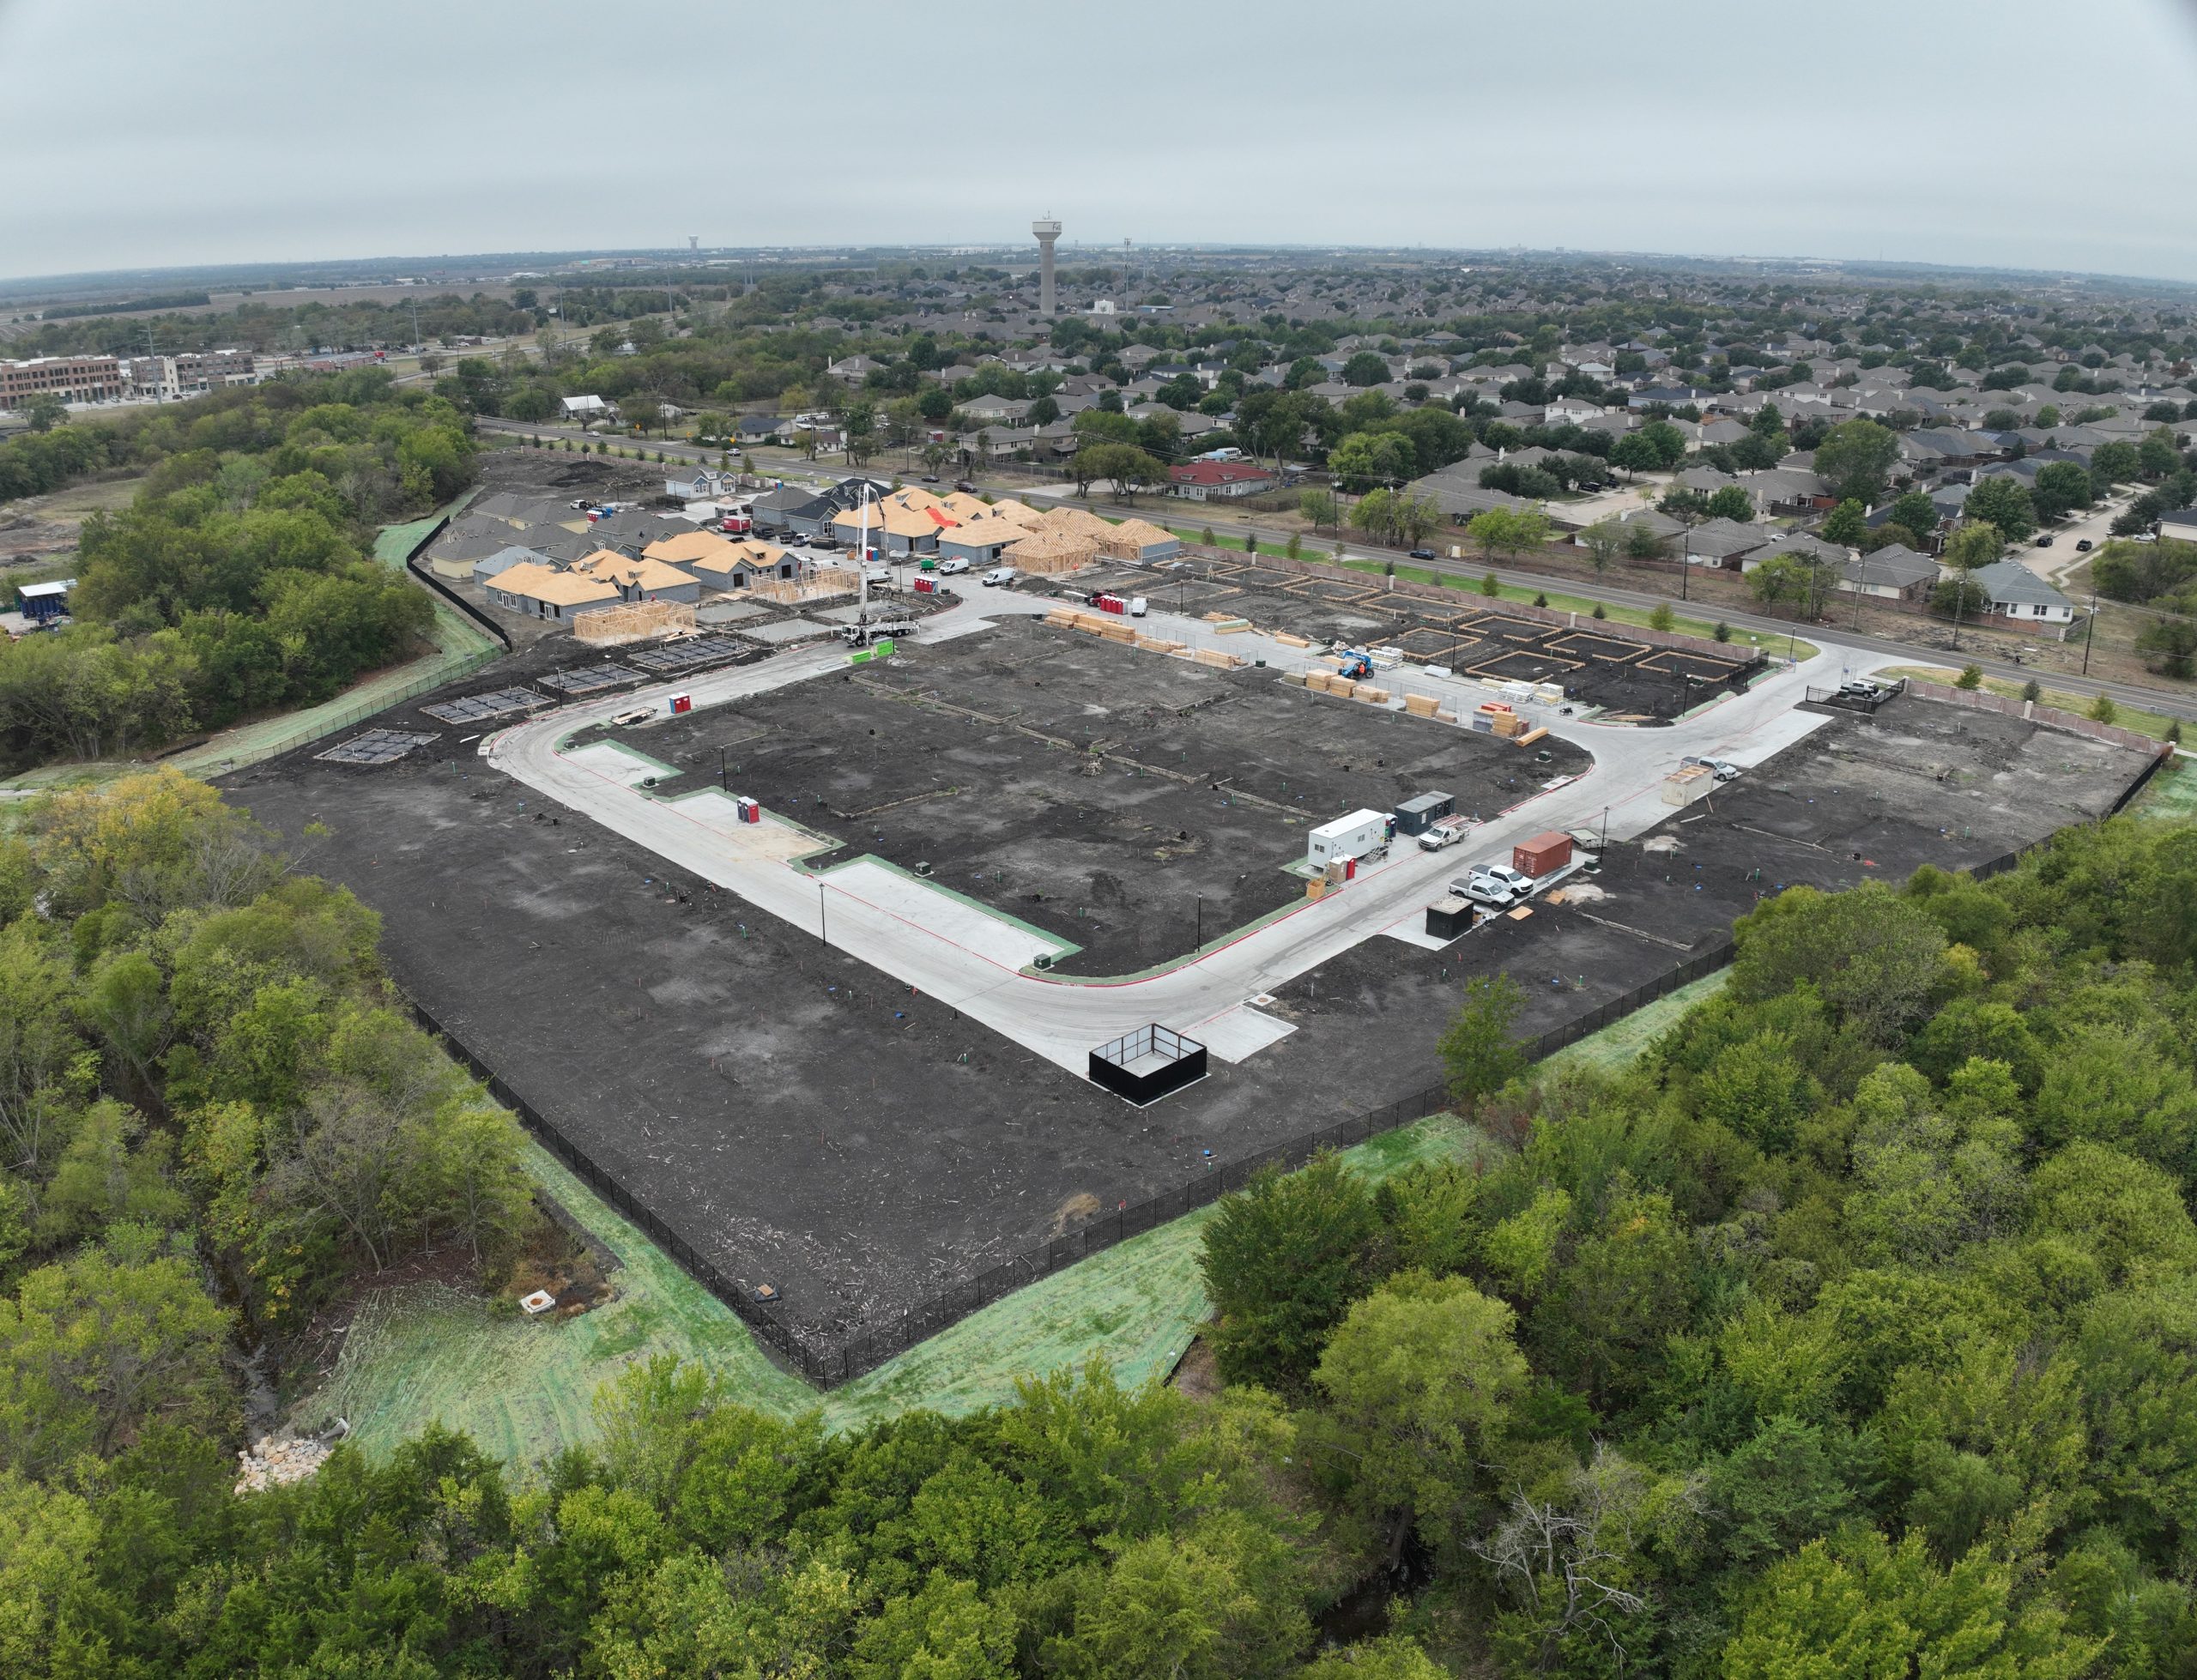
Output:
[1905,678,2172,758]
[1176,544,1757,665]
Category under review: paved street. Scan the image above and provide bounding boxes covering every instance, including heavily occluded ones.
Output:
[484,590,1865,1073]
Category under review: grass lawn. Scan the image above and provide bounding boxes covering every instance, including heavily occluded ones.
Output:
[1875,665,2188,743]
[303,966,1722,1466]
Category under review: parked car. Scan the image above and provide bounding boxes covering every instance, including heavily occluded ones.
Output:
[937,557,971,575]
[982,566,1016,587]
[1839,679,1886,699]
[1455,876,1517,909]
[2035,535,2055,547]
[2076,538,2094,552]
[1682,755,1742,783]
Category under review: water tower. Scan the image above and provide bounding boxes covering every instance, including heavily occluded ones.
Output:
[1032,216,1062,316]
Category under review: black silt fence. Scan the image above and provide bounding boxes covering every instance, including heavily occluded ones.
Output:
[398,926,1752,1387]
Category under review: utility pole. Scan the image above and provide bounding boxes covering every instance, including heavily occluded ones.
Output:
[2082,589,2097,675]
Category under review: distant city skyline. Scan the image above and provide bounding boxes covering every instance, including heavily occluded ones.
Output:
[5,0,2197,284]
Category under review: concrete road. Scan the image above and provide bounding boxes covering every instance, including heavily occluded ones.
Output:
[485,593,1868,1077]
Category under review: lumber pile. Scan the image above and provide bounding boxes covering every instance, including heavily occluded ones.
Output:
[1274,631,1312,649]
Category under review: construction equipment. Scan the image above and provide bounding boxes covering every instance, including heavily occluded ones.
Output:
[1333,648,1373,680]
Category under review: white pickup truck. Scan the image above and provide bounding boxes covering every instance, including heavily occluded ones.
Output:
[1417,813,1475,852]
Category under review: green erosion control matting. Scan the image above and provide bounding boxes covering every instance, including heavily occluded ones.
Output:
[306,968,1723,1467]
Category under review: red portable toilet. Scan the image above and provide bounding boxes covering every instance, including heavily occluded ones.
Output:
[669,692,693,716]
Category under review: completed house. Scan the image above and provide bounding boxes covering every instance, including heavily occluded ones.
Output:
[1968,561,2076,632]
[1169,460,1277,500]
[1836,545,1940,601]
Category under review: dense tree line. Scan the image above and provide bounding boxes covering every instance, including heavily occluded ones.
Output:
[9,773,2195,1673]
[1195,818,2197,1675]
[0,772,536,1526]
[0,375,469,771]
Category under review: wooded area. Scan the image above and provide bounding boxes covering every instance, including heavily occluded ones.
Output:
[0,374,470,770]
[3,761,2194,1676]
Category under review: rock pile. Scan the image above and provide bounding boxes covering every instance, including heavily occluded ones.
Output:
[233,1424,344,1495]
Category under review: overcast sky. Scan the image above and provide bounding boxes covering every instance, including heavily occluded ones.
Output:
[8,0,2197,285]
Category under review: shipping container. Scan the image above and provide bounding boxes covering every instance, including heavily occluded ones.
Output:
[1512,831,1573,878]
[1391,790,1456,836]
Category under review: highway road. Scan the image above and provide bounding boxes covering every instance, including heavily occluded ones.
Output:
[472,416,2197,723]
[483,590,1875,1076]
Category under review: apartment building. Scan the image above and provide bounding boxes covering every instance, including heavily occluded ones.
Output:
[0,354,124,409]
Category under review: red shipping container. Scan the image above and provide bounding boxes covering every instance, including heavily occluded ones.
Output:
[1512,831,1573,878]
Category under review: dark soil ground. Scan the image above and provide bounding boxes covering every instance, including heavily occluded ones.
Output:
[616,619,1591,976]
[222,630,2154,1369]
[1067,555,1762,717]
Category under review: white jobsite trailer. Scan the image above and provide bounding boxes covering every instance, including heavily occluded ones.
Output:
[1306,808,1390,867]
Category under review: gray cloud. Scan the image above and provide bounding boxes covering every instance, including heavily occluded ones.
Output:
[6,0,2197,281]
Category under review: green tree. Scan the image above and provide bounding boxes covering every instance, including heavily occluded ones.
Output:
[1312,1272,1528,1555]
[1821,499,1867,547]
[0,1240,233,1474]
[1649,601,1676,632]
[1890,488,1940,536]
[1965,475,2037,541]
[1637,420,1689,470]
[1438,972,1526,1109]
[1812,418,1901,505]
[1329,431,1415,493]
[2033,460,2095,519]
[1580,517,1625,575]
[1341,351,1390,387]
[1955,662,1983,690]
[1942,520,2006,570]
[1200,1153,1378,1393]
[1608,433,1659,478]
[1298,486,1337,530]
[21,392,69,433]
[1733,881,1948,1043]
[1724,1530,2101,1680]
[1706,484,1755,523]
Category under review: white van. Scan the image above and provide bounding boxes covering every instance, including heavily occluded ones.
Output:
[982,566,1017,588]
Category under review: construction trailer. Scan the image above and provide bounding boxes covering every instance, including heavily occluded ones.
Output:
[1391,790,1456,837]
[1306,809,1390,869]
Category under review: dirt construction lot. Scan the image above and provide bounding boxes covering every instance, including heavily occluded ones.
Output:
[602,619,1591,976]
[1083,555,1765,718]
[222,618,2158,1373]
